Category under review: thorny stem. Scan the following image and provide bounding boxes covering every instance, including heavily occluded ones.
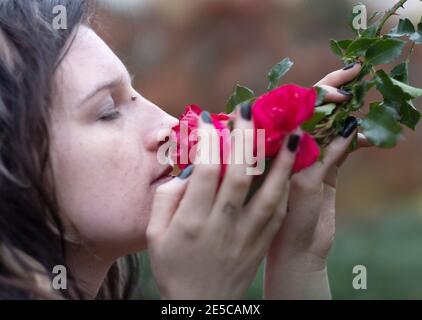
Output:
[315,0,411,147]
[375,0,409,36]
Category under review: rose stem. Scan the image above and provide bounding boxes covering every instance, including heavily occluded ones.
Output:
[375,0,409,36]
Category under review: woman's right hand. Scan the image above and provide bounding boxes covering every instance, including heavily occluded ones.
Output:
[147,104,300,299]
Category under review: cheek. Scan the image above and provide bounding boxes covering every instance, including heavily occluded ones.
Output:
[51,125,153,256]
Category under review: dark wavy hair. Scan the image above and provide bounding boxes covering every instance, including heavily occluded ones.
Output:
[0,0,139,299]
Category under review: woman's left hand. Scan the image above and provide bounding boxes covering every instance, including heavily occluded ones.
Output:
[264,63,372,299]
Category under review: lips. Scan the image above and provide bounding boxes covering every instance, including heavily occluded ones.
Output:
[151,165,174,185]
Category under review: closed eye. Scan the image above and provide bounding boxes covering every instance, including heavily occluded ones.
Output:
[99,110,121,121]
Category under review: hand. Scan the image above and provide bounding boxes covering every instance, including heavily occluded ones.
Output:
[264,63,372,299]
[147,105,300,299]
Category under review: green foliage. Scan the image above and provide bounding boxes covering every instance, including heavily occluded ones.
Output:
[302,103,336,133]
[388,18,415,37]
[365,39,405,65]
[321,0,421,148]
[315,86,328,106]
[266,57,294,91]
[225,1,421,150]
[361,102,403,148]
[226,85,255,114]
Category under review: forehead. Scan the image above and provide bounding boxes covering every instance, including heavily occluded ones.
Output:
[54,26,125,106]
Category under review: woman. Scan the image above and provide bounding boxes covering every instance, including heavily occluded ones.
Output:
[0,0,364,299]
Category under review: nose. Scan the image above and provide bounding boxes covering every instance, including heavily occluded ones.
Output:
[145,106,179,152]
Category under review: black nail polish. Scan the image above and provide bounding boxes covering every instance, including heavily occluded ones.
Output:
[339,116,358,138]
[343,62,356,70]
[338,88,353,97]
[287,135,300,152]
[201,111,213,124]
[177,165,193,179]
[240,102,252,120]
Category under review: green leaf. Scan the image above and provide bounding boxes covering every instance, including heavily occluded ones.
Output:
[315,86,328,106]
[337,39,353,50]
[391,79,422,99]
[226,85,255,114]
[355,63,372,82]
[396,101,421,130]
[361,102,403,148]
[390,62,409,83]
[366,39,406,65]
[334,110,350,132]
[375,70,412,107]
[345,79,375,111]
[389,18,415,37]
[410,32,422,44]
[345,38,379,58]
[410,20,422,44]
[361,24,378,38]
[375,71,421,130]
[267,58,294,91]
[330,39,344,58]
[316,103,337,115]
[302,103,336,133]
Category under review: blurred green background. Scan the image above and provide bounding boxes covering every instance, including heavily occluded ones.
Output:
[96,0,422,299]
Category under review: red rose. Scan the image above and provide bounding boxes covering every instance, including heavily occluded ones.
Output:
[171,84,320,176]
[170,105,230,175]
[252,84,320,172]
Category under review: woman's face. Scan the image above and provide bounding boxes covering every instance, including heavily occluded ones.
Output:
[50,26,177,260]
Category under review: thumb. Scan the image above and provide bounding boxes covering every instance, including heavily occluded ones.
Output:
[318,117,358,177]
[146,166,192,242]
[336,133,373,168]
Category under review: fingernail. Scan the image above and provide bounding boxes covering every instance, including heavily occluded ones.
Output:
[339,116,358,138]
[201,111,213,124]
[240,101,252,120]
[177,165,193,179]
[287,134,300,152]
[342,62,356,70]
[338,88,353,97]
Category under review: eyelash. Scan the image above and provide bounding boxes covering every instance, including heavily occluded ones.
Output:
[99,99,121,122]
[99,110,121,122]
[98,75,135,122]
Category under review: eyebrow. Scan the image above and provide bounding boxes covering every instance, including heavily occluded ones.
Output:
[78,69,132,107]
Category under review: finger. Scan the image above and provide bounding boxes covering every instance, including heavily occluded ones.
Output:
[175,111,221,223]
[146,176,189,242]
[210,102,254,223]
[316,85,353,103]
[315,62,362,87]
[316,117,358,177]
[336,133,373,168]
[245,132,300,232]
[253,182,291,251]
[313,182,337,250]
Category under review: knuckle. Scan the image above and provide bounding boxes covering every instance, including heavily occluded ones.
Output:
[291,178,321,194]
[258,197,278,216]
[146,227,159,243]
[196,164,220,179]
[228,248,243,262]
[176,219,203,239]
[227,172,250,190]
[218,245,243,263]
